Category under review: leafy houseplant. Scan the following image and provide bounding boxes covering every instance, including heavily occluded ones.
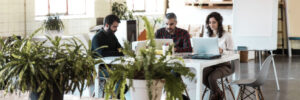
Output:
[0,28,103,100]
[43,15,64,34]
[104,16,195,100]
[111,2,134,20]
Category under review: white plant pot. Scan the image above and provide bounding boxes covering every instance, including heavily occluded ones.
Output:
[127,79,165,100]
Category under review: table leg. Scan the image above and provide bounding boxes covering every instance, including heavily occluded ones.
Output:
[195,66,202,100]
[94,64,100,98]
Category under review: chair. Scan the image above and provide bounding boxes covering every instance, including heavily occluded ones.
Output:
[88,77,106,98]
[202,62,236,100]
[233,55,274,100]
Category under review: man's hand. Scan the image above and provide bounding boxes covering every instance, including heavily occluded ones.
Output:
[118,48,122,52]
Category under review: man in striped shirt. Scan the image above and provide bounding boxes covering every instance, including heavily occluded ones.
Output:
[155,13,192,100]
[155,12,192,53]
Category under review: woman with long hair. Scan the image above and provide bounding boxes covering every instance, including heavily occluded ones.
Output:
[202,12,234,100]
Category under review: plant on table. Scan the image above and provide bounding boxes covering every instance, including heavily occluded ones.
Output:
[104,16,195,100]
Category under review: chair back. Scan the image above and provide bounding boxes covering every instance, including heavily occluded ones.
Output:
[251,55,274,87]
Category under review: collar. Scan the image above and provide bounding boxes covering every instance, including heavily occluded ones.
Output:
[100,28,112,35]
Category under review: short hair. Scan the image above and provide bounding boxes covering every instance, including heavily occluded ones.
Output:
[103,14,120,26]
[165,13,177,21]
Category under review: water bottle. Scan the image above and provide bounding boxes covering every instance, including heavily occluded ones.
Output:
[162,43,169,55]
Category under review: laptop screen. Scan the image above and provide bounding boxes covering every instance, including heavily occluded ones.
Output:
[191,38,220,55]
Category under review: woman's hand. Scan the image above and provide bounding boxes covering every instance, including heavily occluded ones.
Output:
[219,48,223,54]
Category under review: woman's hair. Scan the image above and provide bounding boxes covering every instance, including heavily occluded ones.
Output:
[205,12,224,38]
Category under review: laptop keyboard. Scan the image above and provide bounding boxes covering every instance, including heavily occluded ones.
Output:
[183,54,221,59]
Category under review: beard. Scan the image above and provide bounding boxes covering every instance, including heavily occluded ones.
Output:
[107,26,117,34]
[166,28,174,33]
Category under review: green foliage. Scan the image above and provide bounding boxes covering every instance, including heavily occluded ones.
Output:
[104,16,195,100]
[0,28,102,100]
[111,2,134,20]
[43,15,64,31]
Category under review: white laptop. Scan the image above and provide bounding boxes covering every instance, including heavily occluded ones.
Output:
[189,37,221,59]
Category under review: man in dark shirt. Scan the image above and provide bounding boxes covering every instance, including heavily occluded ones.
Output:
[92,14,124,57]
[155,13,192,53]
[90,14,126,98]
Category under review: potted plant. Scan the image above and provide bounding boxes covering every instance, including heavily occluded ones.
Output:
[111,2,134,20]
[104,16,195,100]
[43,15,64,35]
[0,28,103,100]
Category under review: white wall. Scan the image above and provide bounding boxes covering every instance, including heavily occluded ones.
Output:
[95,0,113,18]
[0,0,25,36]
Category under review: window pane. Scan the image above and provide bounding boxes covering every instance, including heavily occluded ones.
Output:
[145,0,156,12]
[145,0,164,13]
[133,0,145,11]
[49,0,67,14]
[68,0,86,15]
[35,0,48,16]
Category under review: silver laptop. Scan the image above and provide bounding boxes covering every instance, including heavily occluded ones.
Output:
[154,39,174,49]
[131,39,174,54]
[132,41,147,51]
[189,38,221,59]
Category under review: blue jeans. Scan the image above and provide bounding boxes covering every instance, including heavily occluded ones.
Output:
[99,64,124,97]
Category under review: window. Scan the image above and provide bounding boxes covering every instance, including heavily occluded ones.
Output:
[131,0,146,12]
[35,0,89,17]
[127,0,165,13]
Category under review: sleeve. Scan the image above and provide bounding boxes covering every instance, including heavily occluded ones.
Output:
[155,29,161,38]
[175,31,193,52]
[222,33,234,55]
[113,36,124,56]
[92,34,105,57]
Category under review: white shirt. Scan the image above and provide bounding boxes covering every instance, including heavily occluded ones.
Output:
[203,32,234,55]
